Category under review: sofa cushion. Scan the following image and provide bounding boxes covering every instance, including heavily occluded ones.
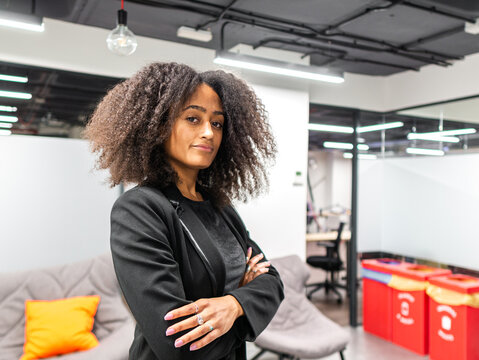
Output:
[21,296,100,360]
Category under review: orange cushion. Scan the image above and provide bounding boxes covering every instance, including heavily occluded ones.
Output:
[20,295,100,360]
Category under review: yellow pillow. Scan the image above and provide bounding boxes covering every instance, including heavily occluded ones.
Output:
[20,295,100,360]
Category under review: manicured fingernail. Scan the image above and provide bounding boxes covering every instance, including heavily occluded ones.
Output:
[260,253,264,258]
[166,328,175,336]
[164,313,173,320]
[190,344,198,351]
[175,339,183,348]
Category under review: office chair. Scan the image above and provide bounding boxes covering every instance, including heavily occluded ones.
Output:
[306,222,347,304]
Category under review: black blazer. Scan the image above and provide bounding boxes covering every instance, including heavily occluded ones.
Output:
[110,184,284,360]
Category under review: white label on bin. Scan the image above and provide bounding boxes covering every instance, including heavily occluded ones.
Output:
[401,301,409,317]
[441,315,451,331]
[396,293,414,325]
[438,329,454,342]
[437,305,456,342]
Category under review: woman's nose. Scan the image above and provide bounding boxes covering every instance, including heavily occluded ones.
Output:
[200,121,214,138]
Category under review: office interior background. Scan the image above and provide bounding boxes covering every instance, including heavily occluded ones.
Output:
[1,1,479,359]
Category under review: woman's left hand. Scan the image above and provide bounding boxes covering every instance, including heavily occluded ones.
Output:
[164,295,244,351]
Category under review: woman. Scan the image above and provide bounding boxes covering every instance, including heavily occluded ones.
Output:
[85,62,284,360]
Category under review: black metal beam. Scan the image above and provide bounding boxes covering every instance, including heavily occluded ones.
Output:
[253,38,419,71]
[349,110,359,327]
[401,25,464,49]
[196,0,237,30]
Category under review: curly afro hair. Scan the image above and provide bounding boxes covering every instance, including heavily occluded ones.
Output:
[84,62,276,206]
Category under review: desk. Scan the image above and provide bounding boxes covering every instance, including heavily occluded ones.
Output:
[306,231,351,242]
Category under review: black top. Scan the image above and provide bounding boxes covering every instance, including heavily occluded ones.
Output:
[180,195,246,294]
[110,185,284,360]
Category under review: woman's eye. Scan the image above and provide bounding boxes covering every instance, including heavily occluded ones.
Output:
[212,122,223,129]
[186,117,198,123]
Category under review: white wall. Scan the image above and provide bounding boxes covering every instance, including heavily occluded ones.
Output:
[235,84,309,260]
[0,136,119,272]
[358,154,479,270]
[307,151,352,231]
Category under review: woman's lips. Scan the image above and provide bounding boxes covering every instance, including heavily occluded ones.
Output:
[193,145,213,152]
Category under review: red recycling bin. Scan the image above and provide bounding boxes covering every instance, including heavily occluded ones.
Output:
[428,274,479,360]
[362,258,404,341]
[389,264,451,355]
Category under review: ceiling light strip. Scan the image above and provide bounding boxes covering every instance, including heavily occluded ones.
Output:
[343,153,377,160]
[0,90,32,99]
[0,122,13,129]
[308,123,353,133]
[406,148,445,156]
[0,115,18,123]
[357,121,404,133]
[421,128,477,137]
[0,105,17,112]
[407,133,460,143]
[0,129,11,136]
[0,74,28,83]
[214,51,344,84]
[323,141,369,150]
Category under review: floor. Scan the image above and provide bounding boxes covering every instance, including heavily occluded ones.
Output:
[245,241,429,359]
[246,327,428,360]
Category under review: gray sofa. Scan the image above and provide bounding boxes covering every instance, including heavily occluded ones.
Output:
[0,254,135,360]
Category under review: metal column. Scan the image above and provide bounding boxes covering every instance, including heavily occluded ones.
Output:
[349,110,359,326]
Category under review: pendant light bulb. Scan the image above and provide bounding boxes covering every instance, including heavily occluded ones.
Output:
[106,9,137,56]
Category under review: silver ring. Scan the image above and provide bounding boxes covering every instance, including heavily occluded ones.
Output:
[246,265,251,272]
[253,269,257,273]
[194,303,199,314]
[196,314,204,325]
[208,324,214,332]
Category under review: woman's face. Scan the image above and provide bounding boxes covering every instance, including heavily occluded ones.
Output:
[164,83,224,174]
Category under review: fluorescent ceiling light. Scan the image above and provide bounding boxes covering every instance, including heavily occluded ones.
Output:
[406,148,445,156]
[177,26,212,42]
[0,122,12,129]
[308,123,353,133]
[343,153,377,160]
[0,129,11,136]
[421,128,476,137]
[0,10,44,32]
[0,74,28,83]
[407,133,460,143]
[323,141,369,150]
[214,50,344,83]
[0,105,17,112]
[0,115,18,123]
[0,90,32,99]
[308,122,404,133]
[357,121,404,133]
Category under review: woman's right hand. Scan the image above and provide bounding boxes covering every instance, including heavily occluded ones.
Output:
[239,247,270,287]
